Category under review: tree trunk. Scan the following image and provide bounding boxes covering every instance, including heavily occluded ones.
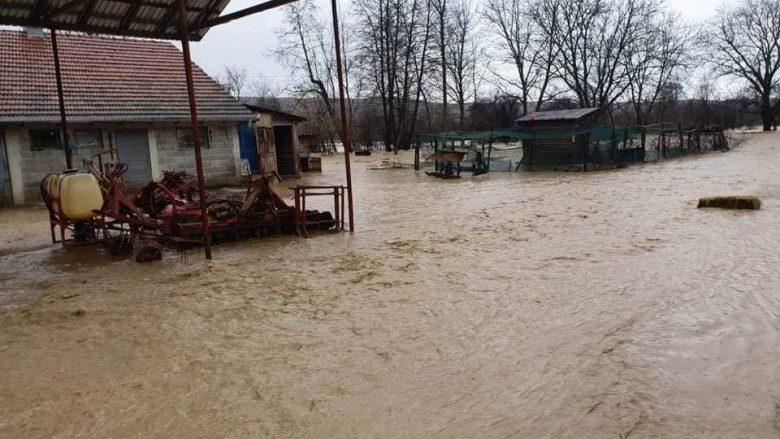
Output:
[762,102,774,131]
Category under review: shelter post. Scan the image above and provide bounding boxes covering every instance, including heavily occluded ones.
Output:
[50,29,72,169]
[661,125,667,159]
[330,0,355,232]
[529,129,536,171]
[487,132,493,171]
[582,128,590,172]
[414,136,421,171]
[678,123,684,153]
[433,137,439,172]
[177,0,213,260]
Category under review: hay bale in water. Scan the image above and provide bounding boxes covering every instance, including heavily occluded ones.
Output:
[697,196,762,210]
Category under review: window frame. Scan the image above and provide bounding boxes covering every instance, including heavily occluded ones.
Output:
[176,125,210,149]
[29,128,62,151]
[73,129,104,150]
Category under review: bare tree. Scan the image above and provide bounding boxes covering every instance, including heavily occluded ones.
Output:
[275,0,337,139]
[705,0,780,131]
[535,0,660,116]
[627,12,693,125]
[432,0,449,128]
[246,78,282,110]
[354,0,434,151]
[483,0,558,116]
[445,0,481,128]
[276,0,370,149]
[219,65,248,100]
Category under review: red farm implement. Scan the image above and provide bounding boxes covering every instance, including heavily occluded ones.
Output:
[41,149,343,262]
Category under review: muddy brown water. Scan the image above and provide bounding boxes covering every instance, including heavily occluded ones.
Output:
[0,133,779,438]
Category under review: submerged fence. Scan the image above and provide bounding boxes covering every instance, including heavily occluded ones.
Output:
[415,123,729,173]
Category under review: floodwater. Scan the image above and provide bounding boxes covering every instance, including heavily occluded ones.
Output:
[1,133,779,438]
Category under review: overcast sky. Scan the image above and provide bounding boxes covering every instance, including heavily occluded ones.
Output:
[189,0,734,91]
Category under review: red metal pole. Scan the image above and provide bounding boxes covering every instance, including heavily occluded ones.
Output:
[330,0,355,232]
[50,29,73,169]
[177,0,213,259]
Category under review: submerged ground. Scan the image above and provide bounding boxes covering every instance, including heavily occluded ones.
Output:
[0,133,779,438]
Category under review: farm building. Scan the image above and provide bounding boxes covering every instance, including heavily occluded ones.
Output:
[515,108,601,169]
[0,28,253,205]
[240,104,307,177]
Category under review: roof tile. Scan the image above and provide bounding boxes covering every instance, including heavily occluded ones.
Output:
[0,29,253,123]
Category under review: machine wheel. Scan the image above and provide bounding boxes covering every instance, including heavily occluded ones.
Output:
[134,239,163,263]
[108,235,134,256]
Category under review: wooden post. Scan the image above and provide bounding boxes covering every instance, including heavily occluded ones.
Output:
[678,123,684,153]
[583,131,589,172]
[487,133,493,172]
[661,125,667,159]
[611,125,617,163]
[697,130,701,151]
[433,138,439,172]
[414,136,421,170]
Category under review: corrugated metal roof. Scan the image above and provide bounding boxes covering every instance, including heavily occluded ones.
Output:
[516,108,600,123]
[244,103,307,122]
[0,29,253,123]
[0,0,231,41]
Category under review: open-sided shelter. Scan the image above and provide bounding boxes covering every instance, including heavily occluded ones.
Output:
[0,28,253,204]
[0,0,356,259]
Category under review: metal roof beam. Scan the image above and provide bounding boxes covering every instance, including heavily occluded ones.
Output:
[191,0,296,31]
[156,3,179,34]
[196,0,221,24]
[42,0,90,19]
[0,0,293,41]
[118,2,142,31]
[30,0,49,19]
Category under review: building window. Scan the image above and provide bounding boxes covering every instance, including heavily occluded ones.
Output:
[176,126,209,149]
[29,129,61,151]
[74,129,103,150]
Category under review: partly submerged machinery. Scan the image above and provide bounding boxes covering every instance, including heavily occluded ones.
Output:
[42,149,343,262]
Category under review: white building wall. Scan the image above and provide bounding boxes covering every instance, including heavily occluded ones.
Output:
[6,126,107,204]
[154,123,241,184]
[3,122,243,205]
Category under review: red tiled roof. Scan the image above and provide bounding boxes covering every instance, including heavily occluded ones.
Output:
[0,29,253,123]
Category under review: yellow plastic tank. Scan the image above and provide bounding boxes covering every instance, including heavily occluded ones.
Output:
[58,173,103,221]
[42,174,60,213]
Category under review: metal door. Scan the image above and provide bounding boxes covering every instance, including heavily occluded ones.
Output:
[115,129,152,186]
[0,132,12,205]
[238,121,258,172]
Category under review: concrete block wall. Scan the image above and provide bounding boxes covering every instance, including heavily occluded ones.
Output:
[5,127,107,203]
[4,122,243,205]
[154,123,241,185]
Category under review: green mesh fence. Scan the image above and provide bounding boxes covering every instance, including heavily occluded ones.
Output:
[417,123,729,172]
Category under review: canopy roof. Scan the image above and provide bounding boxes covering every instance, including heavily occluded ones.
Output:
[516,108,600,123]
[0,0,289,41]
[0,29,253,123]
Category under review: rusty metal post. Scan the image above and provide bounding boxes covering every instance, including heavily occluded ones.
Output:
[330,0,355,232]
[50,29,73,169]
[177,0,213,259]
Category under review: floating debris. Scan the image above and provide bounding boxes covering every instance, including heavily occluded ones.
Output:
[697,196,762,210]
[367,160,415,170]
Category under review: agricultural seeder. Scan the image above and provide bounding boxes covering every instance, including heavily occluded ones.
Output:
[41,149,343,262]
